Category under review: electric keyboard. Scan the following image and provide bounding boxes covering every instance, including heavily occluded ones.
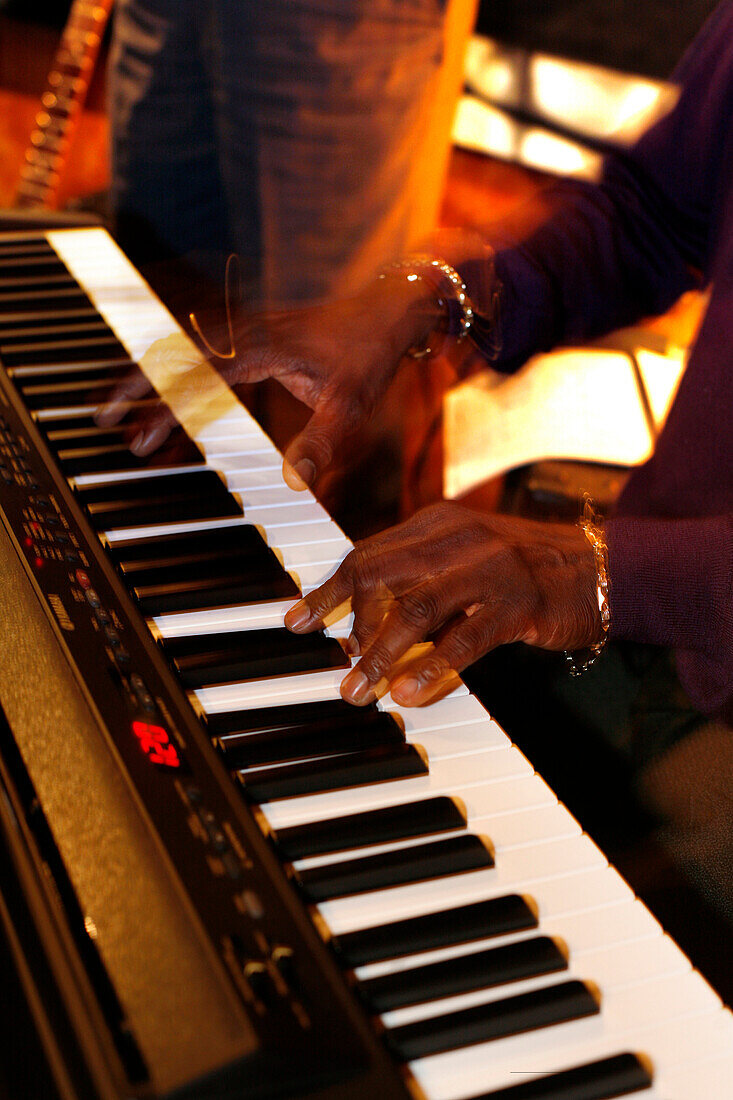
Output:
[0,226,731,1100]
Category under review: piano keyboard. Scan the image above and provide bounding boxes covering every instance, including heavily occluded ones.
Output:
[1,226,732,1100]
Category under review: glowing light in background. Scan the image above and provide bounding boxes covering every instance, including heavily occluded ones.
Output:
[456,36,680,175]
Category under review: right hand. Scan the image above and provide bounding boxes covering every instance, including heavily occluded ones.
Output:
[96,276,443,491]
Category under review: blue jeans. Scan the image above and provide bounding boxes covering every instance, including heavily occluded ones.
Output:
[109,0,475,304]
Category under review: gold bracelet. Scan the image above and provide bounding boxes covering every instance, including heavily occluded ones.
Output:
[564,494,611,677]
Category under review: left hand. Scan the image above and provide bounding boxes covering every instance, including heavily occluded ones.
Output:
[285,502,602,706]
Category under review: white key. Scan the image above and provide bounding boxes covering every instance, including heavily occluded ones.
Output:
[71,462,206,489]
[656,1047,733,1099]
[241,500,331,527]
[389,694,506,735]
[196,666,349,712]
[103,514,251,543]
[318,833,608,935]
[408,970,724,1100]
[279,539,351,569]
[293,801,580,874]
[225,483,316,508]
[201,436,279,455]
[153,599,294,638]
[380,932,690,1029]
[262,746,536,830]
[354,897,662,982]
[204,452,281,475]
[289,562,341,592]
[265,520,348,548]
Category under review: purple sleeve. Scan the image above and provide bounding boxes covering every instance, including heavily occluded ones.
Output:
[478,0,733,370]
[606,515,733,720]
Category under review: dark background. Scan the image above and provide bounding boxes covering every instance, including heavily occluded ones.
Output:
[475,0,720,78]
[2,0,722,78]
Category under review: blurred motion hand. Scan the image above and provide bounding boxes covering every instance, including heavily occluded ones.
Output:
[96,277,442,490]
[285,503,601,706]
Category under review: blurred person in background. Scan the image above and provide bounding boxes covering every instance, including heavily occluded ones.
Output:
[108,0,477,307]
[103,1,733,920]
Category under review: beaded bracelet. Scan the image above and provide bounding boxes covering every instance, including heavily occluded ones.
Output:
[564,495,611,677]
[378,256,474,359]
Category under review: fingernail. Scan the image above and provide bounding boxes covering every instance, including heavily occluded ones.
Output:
[391,677,420,705]
[129,430,145,454]
[284,601,312,631]
[95,402,117,427]
[341,669,373,705]
[283,459,316,491]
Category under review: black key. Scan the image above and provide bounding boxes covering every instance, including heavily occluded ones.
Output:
[0,273,77,294]
[0,307,100,334]
[47,425,130,448]
[0,257,75,281]
[59,442,203,477]
[114,524,296,610]
[1,335,127,367]
[14,362,133,385]
[77,470,239,529]
[207,698,390,738]
[10,363,133,388]
[18,375,131,410]
[333,895,538,967]
[297,834,494,902]
[360,935,567,1013]
[110,523,275,567]
[212,701,403,768]
[32,406,157,434]
[135,574,299,615]
[0,319,110,345]
[468,1052,653,1099]
[240,743,428,802]
[163,628,347,687]
[0,240,58,258]
[275,797,465,860]
[0,288,92,313]
[387,979,600,1061]
[133,573,299,615]
[119,536,284,584]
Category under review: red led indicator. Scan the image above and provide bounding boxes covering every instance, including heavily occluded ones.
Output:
[23,536,33,547]
[34,557,44,570]
[131,720,181,769]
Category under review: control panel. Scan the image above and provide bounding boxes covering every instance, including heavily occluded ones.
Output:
[0,392,377,1098]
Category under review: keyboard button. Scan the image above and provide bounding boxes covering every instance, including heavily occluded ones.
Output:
[275,797,465,860]
[465,1051,653,1100]
[387,979,600,1061]
[297,834,494,902]
[78,470,239,530]
[163,628,348,688]
[333,895,538,968]
[360,935,567,1014]
[216,705,404,771]
[240,743,429,802]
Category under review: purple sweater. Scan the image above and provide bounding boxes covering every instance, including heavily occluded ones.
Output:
[483,1,733,721]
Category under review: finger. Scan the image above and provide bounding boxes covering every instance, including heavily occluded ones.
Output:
[126,401,180,455]
[341,578,450,705]
[390,605,505,706]
[95,368,155,426]
[284,553,357,632]
[282,401,356,490]
[348,581,393,656]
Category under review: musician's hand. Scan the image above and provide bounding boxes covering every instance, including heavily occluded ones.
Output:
[96,278,441,490]
[285,504,601,706]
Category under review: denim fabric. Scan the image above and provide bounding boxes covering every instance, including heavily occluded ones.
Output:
[109,0,471,304]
